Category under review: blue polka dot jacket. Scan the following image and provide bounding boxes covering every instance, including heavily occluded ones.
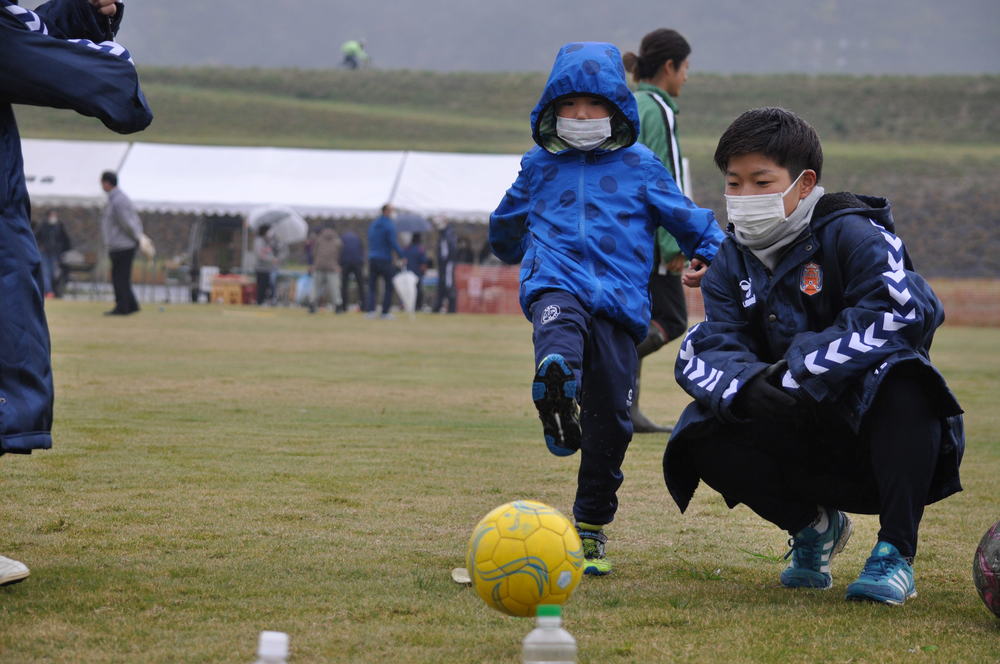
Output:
[489,42,725,342]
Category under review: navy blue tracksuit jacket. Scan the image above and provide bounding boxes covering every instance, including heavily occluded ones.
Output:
[0,0,151,453]
[664,193,964,513]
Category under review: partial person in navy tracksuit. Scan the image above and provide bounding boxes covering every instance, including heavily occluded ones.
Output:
[664,107,963,605]
[490,42,724,575]
[0,0,152,585]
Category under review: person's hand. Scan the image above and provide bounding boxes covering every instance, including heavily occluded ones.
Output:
[89,0,118,16]
[682,257,708,288]
[666,254,687,274]
[734,362,797,421]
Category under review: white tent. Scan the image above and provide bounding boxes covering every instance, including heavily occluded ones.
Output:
[391,151,522,222]
[20,138,130,208]
[120,142,406,217]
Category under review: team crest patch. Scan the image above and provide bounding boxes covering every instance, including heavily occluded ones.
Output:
[541,304,561,324]
[800,262,823,296]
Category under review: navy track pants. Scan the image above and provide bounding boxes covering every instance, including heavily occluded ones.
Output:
[530,291,637,526]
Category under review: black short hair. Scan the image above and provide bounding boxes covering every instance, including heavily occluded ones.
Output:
[101,170,118,187]
[714,107,823,182]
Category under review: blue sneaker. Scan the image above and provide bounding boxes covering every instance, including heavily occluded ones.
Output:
[845,541,917,605]
[780,508,853,589]
[532,354,581,456]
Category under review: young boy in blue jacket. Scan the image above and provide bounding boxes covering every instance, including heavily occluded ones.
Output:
[0,0,152,585]
[490,42,724,575]
[664,107,963,604]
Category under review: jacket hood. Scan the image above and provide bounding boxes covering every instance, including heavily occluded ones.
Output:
[531,42,639,153]
[812,192,894,234]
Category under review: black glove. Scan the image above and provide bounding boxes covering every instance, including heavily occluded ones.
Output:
[734,361,798,422]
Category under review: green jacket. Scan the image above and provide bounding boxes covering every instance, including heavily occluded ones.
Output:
[635,82,685,267]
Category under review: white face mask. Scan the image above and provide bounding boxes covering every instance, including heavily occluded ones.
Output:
[724,170,804,241]
[556,116,612,151]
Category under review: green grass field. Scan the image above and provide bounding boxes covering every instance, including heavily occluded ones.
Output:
[1,302,997,663]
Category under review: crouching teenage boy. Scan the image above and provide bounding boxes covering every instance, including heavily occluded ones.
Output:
[490,42,724,575]
[663,107,964,604]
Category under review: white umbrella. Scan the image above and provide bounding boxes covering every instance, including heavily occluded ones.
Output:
[247,205,308,245]
[392,270,419,317]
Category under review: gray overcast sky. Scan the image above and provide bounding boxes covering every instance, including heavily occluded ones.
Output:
[27,0,1000,73]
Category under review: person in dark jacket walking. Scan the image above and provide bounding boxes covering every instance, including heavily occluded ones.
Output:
[365,203,403,318]
[401,232,431,312]
[100,170,142,315]
[490,41,724,576]
[664,107,963,605]
[433,218,458,313]
[0,0,152,585]
[33,210,72,298]
[338,229,365,312]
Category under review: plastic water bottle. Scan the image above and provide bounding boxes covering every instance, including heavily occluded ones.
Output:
[253,631,289,664]
[522,605,576,664]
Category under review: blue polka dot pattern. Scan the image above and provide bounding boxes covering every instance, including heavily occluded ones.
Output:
[559,190,576,207]
[582,59,601,75]
[600,176,618,193]
[565,43,584,53]
[547,225,562,239]
[542,164,559,181]
[533,199,547,215]
[599,235,616,254]
[595,263,608,277]
[656,178,670,191]
[585,203,600,220]
[615,84,630,102]
[616,211,631,227]
[638,184,648,200]
[685,199,698,209]
[623,152,641,168]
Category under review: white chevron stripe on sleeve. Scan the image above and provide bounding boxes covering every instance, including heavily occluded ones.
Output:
[687,358,707,381]
[882,311,907,332]
[697,368,720,389]
[887,284,911,306]
[848,332,874,353]
[863,322,888,347]
[804,350,829,374]
[722,379,739,400]
[825,339,851,364]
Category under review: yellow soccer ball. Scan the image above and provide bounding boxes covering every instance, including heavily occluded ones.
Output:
[466,500,584,617]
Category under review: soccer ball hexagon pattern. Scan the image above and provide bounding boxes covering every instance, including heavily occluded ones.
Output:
[466,500,584,617]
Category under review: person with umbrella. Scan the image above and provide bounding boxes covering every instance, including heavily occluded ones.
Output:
[366,203,404,319]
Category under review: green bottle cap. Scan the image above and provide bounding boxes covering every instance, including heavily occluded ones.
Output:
[536,604,562,617]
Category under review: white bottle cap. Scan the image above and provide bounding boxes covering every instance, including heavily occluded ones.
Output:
[258,631,289,659]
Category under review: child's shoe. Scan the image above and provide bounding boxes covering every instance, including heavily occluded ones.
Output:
[532,354,581,456]
[845,541,916,605]
[780,507,853,589]
[0,555,29,586]
[576,523,611,575]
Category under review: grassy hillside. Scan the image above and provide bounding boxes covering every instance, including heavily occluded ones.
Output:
[14,69,1000,277]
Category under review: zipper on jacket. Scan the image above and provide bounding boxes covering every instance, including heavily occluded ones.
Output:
[578,152,602,305]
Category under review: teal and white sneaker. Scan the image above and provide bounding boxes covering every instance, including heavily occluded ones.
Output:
[576,524,611,576]
[532,354,581,456]
[780,508,853,589]
[845,541,916,605]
